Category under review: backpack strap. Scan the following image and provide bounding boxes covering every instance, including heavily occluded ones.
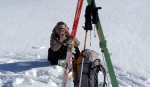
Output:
[98,64,107,87]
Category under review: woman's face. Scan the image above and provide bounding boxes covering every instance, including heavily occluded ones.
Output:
[58,24,67,29]
[57,24,69,36]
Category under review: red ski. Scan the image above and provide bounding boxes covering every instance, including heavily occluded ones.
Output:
[61,0,84,87]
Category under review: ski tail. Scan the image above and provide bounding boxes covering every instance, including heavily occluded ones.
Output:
[71,0,84,39]
[61,0,84,87]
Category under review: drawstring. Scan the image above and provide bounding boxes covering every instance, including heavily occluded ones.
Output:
[90,30,91,46]
[94,25,96,37]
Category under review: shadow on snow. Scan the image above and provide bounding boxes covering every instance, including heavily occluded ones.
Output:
[0,60,51,73]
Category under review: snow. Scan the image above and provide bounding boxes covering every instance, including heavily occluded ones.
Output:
[0,0,150,87]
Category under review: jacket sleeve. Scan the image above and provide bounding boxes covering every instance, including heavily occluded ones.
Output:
[50,33,62,52]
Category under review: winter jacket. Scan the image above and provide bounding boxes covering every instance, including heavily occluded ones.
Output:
[50,28,80,52]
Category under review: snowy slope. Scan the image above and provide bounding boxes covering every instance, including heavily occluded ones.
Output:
[0,0,150,87]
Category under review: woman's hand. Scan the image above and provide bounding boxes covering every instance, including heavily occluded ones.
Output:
[64,28,71,36]
[59,34,66,42]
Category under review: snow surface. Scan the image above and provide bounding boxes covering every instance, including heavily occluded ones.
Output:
[0,0,150,87]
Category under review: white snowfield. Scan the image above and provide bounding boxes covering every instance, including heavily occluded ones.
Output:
[0,0,150,87]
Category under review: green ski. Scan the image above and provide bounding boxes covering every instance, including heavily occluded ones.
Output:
[86,0,119,87]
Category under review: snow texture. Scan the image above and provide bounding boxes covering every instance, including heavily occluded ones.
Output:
[0,0,150,87]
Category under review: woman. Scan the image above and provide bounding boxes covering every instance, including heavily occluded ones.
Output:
[48,21,80,65]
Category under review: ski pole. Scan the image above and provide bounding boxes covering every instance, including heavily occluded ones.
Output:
[79,57,84,87]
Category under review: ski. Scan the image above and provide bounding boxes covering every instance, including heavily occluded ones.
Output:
[61,0,84,87]
[86,0,119,87]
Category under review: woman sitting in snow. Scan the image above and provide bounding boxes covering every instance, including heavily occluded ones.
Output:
[48,21,80,65]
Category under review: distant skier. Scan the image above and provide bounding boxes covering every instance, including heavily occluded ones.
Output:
[48,21,80,65]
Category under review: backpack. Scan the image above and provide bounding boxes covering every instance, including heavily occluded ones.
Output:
[72,49,107,87]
